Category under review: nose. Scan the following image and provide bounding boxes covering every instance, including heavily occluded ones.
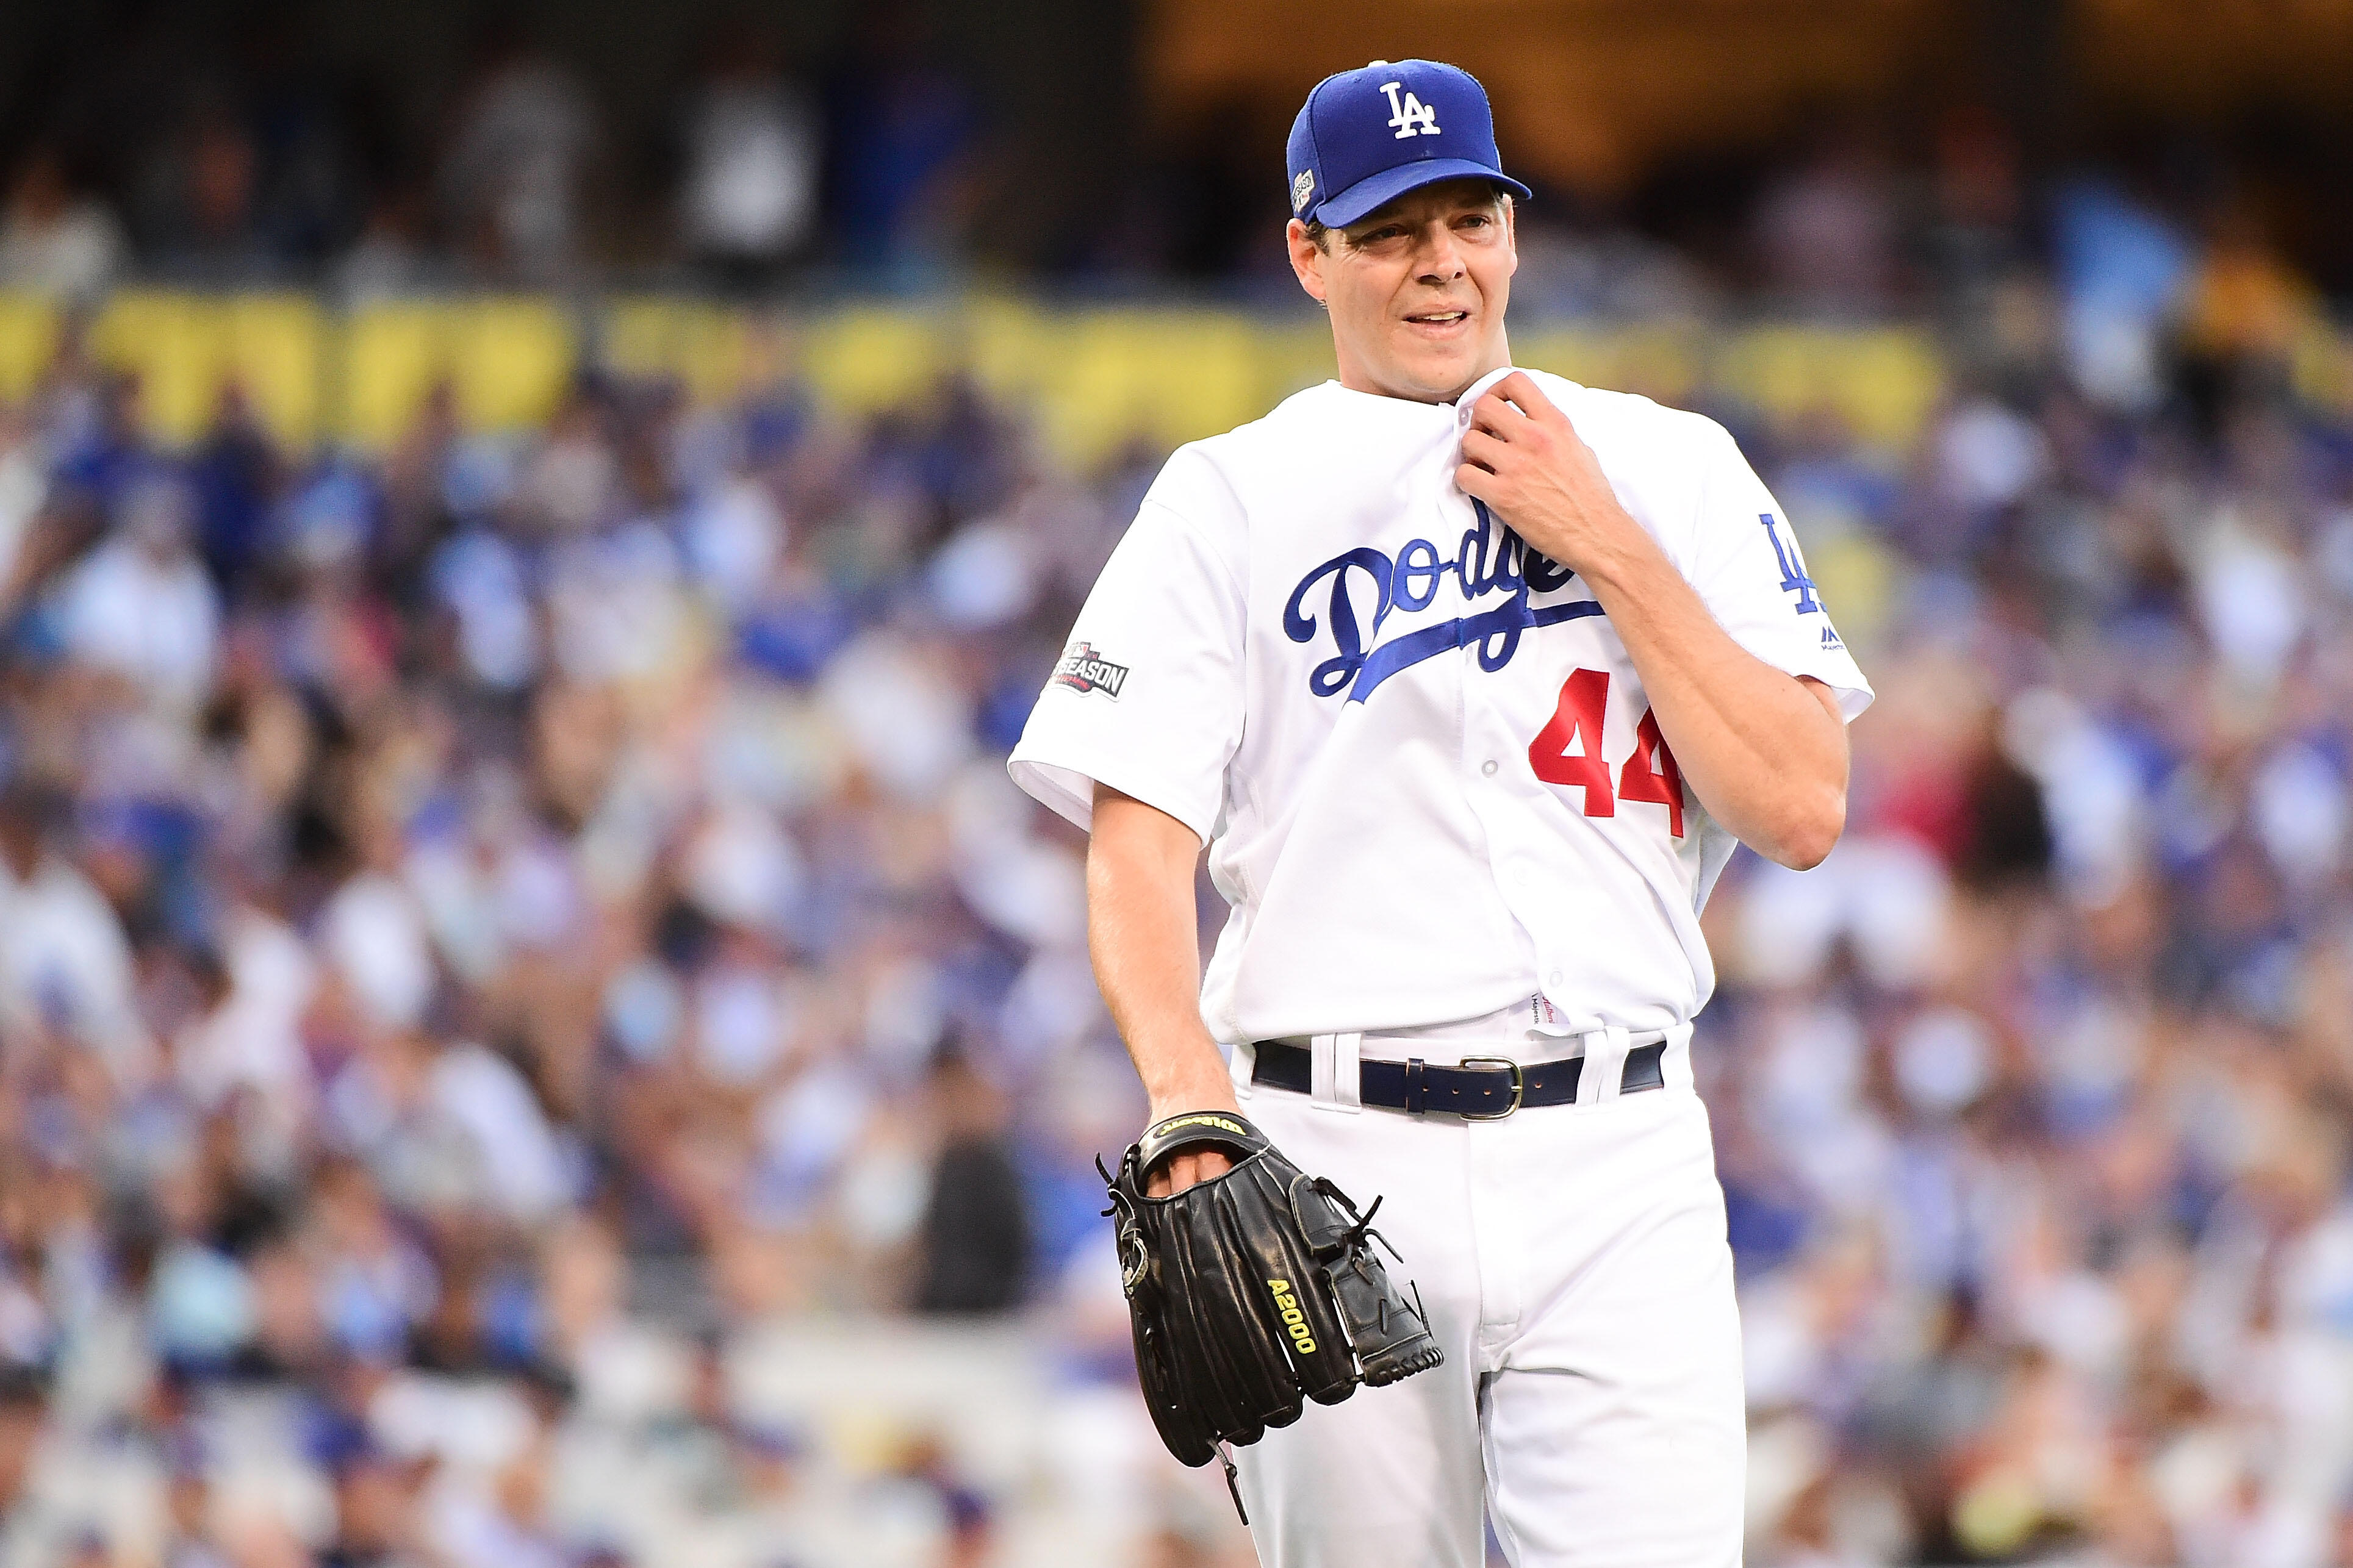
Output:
[1413,220,1466,282]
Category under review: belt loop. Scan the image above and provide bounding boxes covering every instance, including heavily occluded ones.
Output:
[1659,1022,1696,1094]
[1403,1058,1428,1116]
[1229,1039,1256,1102]
[1310,1033,1363,1114]
[1577,1026,1633,1105]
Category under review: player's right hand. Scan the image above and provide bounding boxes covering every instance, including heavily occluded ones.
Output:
[1142,1086,1245,1196]
[1146,1144,1235,1198]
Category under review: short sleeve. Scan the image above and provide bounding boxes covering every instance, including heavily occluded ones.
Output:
[1684,423,1874,721]
[1007,454,1246,842]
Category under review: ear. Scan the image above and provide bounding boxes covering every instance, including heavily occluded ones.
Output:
[1286,218,1328,306]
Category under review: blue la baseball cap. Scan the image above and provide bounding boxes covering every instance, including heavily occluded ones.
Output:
[1287,60,1531,230]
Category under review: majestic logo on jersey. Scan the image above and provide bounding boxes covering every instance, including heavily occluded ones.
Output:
[1052,641,1129,698]
[1284,500,1602,704]
[1379,81,1440,138]
[1291,170,1316,213]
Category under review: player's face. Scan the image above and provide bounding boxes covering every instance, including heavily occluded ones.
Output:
[1287,179,1517,404]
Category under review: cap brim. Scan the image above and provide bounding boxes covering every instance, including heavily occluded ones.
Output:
[1313,159,1532,229]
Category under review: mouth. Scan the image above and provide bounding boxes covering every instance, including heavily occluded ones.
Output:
[1401,307,1473,337]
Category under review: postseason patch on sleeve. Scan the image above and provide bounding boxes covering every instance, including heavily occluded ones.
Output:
[1051,641,1130,698]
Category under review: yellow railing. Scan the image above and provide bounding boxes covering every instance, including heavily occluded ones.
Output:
[7,287,2343,465]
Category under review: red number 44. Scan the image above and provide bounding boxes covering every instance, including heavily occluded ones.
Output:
[1527,668,1686,836]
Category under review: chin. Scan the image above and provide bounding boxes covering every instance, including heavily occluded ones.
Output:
[1396,353,1481,399]
[1399,331,1491,381]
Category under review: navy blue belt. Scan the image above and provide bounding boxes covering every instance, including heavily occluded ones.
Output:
[1250,1036,1669,1119]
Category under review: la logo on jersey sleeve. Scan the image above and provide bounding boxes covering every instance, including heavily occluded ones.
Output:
[1759,511,1845,647]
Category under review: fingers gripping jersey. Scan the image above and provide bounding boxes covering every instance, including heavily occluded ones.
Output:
[1009,367,1873,1045]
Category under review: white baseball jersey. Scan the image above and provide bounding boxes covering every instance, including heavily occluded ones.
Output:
[1008,365,1872,1045]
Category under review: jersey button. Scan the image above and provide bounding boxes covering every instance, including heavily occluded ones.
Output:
[1546,968,1564,988]
[1481,759,1499,776]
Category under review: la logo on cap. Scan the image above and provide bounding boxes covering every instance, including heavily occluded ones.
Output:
[1379,80,1439,140]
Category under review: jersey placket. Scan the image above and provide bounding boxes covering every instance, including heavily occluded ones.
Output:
[1458,662,1587,1026]
[1443,376,1587,1032]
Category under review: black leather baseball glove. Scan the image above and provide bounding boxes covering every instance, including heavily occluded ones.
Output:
[1102,1111,1443,1511]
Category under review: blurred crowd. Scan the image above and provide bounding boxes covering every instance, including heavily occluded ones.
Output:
[1,81,2352,1564]
[1710,331,2353,1561]
[0,321,1174,1567]
[1,9,980,296]
[4,7,2346,321]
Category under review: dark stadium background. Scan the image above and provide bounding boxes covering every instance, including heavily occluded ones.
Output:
[1,2,2352,1566]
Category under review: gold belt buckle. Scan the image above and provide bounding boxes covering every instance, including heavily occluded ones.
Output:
[1456,1054,1523,1119]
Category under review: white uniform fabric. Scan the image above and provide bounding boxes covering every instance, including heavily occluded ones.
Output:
[1009,367,1872,1047]
[1008,366,1872,1568]
[1229,1025,1743,1568]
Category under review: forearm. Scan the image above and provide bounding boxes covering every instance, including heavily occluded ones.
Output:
[1580,529,1848,868]
[1086,784,1239,1116]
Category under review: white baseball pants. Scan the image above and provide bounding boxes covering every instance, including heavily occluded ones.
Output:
[1226,1024,1745,1568]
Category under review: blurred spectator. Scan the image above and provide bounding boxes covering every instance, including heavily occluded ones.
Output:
[187,387,286,598]
[0,781,151,1081]
[335,184,433,300]
[160,1456,231,1568]
[2177,206,2322,437]
[0,1373,49,1537]
[439,23,598,281]
[1922,106,2025,310]
[0,406,49,606]
[317,1444,425,1568]
[824,7,982,279]
[2180,207,2319,367]
[1753,124,1902,313]
[890,1434,994,1568]
[911,1052,1029,1314]
[136,105,275,282]
[0,146,123,300]
[679,21,821,283]
[2052,178,2193,413]
[51,474,220,714]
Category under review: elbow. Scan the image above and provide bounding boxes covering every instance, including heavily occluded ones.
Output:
[1766,786,1847,872]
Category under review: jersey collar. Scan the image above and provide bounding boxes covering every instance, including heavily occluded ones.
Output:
[1317,363,1532,419]
[1447,365,1524,429]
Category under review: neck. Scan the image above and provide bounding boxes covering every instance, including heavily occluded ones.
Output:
[1335,329,1513,404]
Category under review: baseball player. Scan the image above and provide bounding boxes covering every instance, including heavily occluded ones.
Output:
[1011,58,1872,1568]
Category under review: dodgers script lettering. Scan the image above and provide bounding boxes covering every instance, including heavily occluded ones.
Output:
[1282,501,1602,703]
